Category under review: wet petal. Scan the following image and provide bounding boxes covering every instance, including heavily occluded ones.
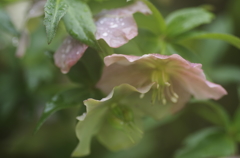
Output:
[54,36,88,74]
[95,1,151,48]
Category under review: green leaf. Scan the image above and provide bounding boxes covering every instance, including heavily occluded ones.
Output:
[192,100,231,130]
[67,48,103,86]
[97,39,114,58]
[43,0,68,44]
[165,43,201,63]
[177,32,240,49]
[175,128,236,158]
[63,0,97,47]
[212,66,240,84]
[232,87,240,133]
[115,29,160,56]
[233,106,240,133]
[35,87,90,133]
[165,7,214,37]
[0,8,18,36]
[194,15,233,66]
[134,29,160,54]
[134,0,166,35]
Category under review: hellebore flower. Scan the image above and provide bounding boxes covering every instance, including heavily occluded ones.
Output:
[54,1,151,73]
[95,1,152,48]
[97,54,227,107]
[72,84,177,157]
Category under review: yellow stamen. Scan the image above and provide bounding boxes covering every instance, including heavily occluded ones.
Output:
[151,69,179,104]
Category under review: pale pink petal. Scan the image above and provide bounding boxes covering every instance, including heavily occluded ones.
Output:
[54,36,88,74]
[174,69,227,100]
[27,0,46,19]
[98,54,227,101]
[16,29,29,58]
[96,63,153,94]
[95,1,151,48]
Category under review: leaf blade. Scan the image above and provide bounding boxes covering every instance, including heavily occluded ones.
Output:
[35,87,90,133]
[175,128,236,158]
[177,32,240,49]
[134,0,166,35]
[63,0,97,47]
[166,7,214,36]
[44,0,68,44]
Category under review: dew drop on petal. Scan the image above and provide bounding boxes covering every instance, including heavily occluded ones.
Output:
[102,32,108,36]
[95,1,151,48]
[54,36,88,73]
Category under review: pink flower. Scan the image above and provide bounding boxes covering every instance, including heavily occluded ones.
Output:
[95,1,152,48]
[97,54,227,106]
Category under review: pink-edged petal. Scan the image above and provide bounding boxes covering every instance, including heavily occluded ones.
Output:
[174,69,227,100]
[16,29,29,58]
[98,54,196,94]
[96,62,153,94]
[98,53,227,101]
[95,1,151,48]
[54,36,88,74]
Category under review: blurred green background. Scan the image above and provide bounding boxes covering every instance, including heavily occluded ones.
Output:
[0,0,240,158]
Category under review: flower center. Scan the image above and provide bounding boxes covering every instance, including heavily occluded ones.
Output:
[108,104,143,142]
[150,69,179,104]
[108,104,134,128]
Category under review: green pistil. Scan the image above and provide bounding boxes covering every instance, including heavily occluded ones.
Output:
[150,69,179,104]
[108,105,143,142]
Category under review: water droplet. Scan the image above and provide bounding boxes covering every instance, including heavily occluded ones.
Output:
[102,32,108,36]
[65,45,71,53]
[110,24,118,28]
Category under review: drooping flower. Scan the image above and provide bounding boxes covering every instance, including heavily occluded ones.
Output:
[95,1,152,48]
[97,54,227,107]
[72,84,181,157]
[54,36,88,74]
